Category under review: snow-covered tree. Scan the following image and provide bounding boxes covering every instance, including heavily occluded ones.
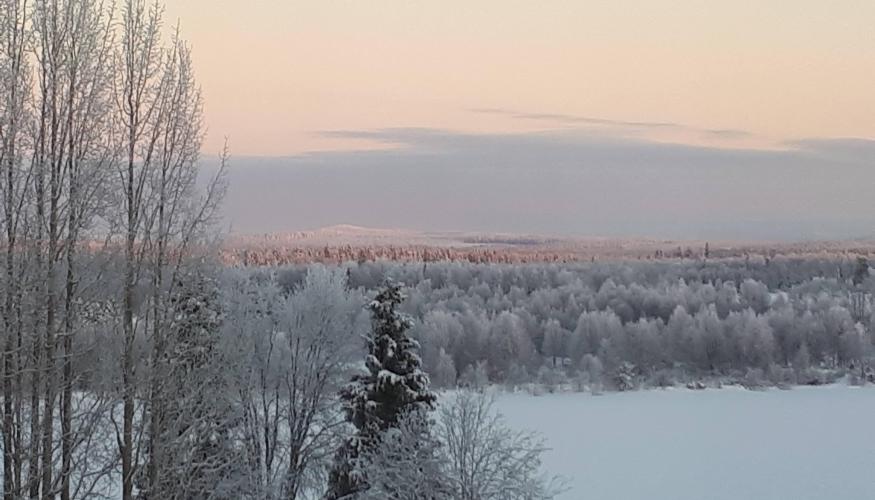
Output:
[144,268,241,499]
[579,354,604,394]
[542,319,569,366]
[432,348,457,389]
[459,360,490,390]
[358,409,449,500]
[222,266,366,499]
[326,281,437,499]
[852,256,869,287]
[438,390,565,500]
[278,267,365,498]
[613,361,637,392]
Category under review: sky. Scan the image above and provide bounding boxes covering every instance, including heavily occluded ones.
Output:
[169,1,875,240]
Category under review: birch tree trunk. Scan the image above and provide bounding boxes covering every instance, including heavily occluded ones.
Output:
[0,1,29,497]
[115,2,163,498]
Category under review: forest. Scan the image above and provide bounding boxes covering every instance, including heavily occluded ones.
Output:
[247,256,875,393]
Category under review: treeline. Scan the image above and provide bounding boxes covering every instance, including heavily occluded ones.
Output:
[265,258,875,391]
[221,232,875,268]
[220,243,573,267]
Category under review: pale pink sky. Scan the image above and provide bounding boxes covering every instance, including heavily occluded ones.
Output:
[164,0,875,156]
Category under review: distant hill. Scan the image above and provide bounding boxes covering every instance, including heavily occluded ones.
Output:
[220,226,875,266]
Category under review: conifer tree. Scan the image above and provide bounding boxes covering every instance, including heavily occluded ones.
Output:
[326,281,437,499]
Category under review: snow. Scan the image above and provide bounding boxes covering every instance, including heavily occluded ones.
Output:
[378,369,403,387]
[495,385,875,500]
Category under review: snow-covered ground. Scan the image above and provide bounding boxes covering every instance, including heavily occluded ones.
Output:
[496,385,875,500]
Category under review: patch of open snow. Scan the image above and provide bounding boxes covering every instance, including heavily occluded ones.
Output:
[495,385,875,500]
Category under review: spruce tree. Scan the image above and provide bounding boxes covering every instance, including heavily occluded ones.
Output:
[326,281,437,499]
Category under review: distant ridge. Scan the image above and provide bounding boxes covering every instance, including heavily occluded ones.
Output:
[221,225,875,266]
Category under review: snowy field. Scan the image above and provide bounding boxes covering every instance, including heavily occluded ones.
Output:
[496,385,875,500]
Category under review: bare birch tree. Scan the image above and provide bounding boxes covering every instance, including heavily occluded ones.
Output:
[0,1,31,497]
[0,1,224,498]
[226,267,364,499]
[56,2,116,498]
[438,390,566,500]
[28,1,116,497]
[112,2,227,498]
[112,2,164,497]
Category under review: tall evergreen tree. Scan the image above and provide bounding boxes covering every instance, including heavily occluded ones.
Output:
[326,281,437,499]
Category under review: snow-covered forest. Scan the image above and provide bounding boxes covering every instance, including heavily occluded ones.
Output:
[239,256,875,393]
[14,251,865,498]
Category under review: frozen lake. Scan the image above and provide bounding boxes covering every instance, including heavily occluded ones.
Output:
[496,385,875,500]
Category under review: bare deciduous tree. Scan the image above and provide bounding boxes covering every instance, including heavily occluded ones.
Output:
[438,390,565,500]
[0,0,226,498]
[112,2,164,496]
[227,267,363,499]
[0,1,31,497]
[358,408,449,500]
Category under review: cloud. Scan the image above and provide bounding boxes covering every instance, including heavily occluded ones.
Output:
[786,138,875,165]
[469,107,680,129]
[468,107,753,139]
[704,129,754,140]
[216,128,875,241]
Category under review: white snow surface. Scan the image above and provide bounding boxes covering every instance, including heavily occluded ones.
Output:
[494,385,875,500]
